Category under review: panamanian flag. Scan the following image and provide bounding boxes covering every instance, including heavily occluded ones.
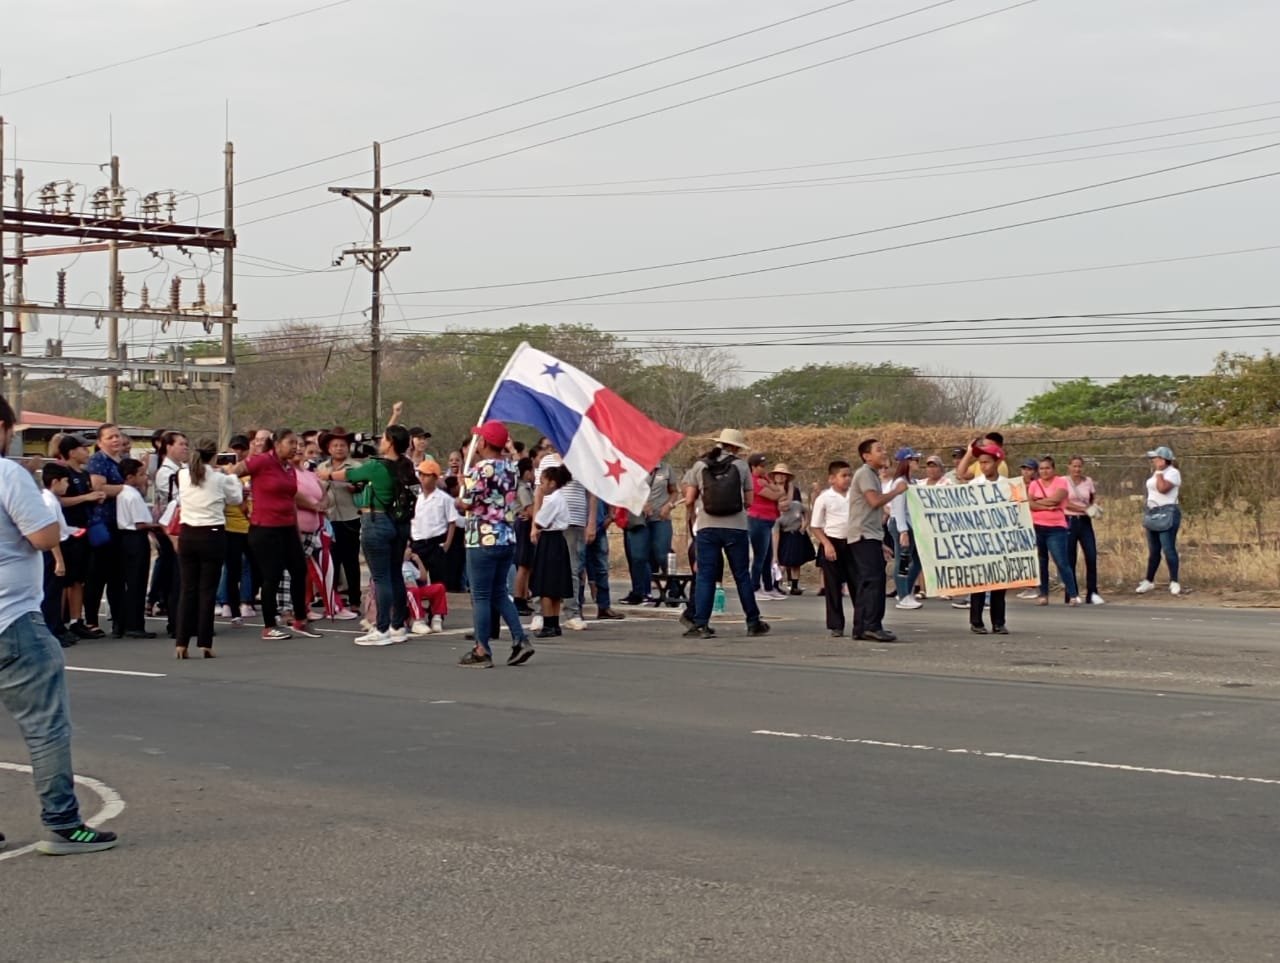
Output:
[484,343,684,514]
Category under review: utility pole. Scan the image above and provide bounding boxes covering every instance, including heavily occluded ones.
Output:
[219,142,236,447]
[105,155,121,423]
[329,142,431,435]
[9,167,24,416]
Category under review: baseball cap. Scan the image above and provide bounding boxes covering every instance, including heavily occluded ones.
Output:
[972,441,1006,463]
[56,434,91,458]
[894,447,922,461]
[950,447,967,458]
[747,453,768,468]
[416,458,442,476]
[925,455,944,467]
[470,419,510,449]
[409,426,432,439]
[1021,458,1039,470]
[1145,445,1175,461]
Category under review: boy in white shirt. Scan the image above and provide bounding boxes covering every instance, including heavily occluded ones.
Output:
[115,458,159,639]
[811,460,854,638]
[39,463,75,646]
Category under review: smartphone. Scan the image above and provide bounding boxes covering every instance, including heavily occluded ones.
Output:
[215,452,237,466]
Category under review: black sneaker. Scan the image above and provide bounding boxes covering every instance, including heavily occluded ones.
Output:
[859,629,902,643]
[535,626,562,639]
[59,632,79,649]
[992,625,1009,635]
[514,599,535,616]
[36,825,119,855]
[789,586,803,596]
[827,629,845,638]
[0,830,6,851]
[970,624,989,635]
[70,621,95,639]
[507,644,536,666]
[619,594,644,606]
[596,608,625,620]
[747,620,771,637]
[458,649,493,668]
[682,625,715,639]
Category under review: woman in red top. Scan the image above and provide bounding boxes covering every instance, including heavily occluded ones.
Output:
[1028,455,1081,606]
[231,429,322,640]
[746,453,785,601]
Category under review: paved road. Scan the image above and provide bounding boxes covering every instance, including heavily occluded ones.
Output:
[3,593,1280,961]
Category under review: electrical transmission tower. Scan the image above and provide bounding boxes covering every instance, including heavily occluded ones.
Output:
[0,117,238,442]
[329,142,431,435]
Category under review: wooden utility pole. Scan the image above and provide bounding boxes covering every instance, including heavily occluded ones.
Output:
[219,142,236,446]
[9,167,24,416]
[328,142,431,435]
[106,155,121,423]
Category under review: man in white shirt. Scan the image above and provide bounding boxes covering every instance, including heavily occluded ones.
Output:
[115,458,158,639]
[0,394,119,855]
[811,460,854,638]
[410,458,457,585]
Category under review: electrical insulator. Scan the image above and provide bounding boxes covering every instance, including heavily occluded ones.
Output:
[60,183,75,214]
[197,280,206,308]
[55,269,67,308]
[140,283,150,309]
[169,277,181,312]
[111,188,125,218]
[113,272,125,309]
[91,187,110,217]
[165,192,177,220]
[39,182,59,213]
[141,192,160,221]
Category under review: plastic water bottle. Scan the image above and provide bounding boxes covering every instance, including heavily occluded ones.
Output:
[713,584,726,614]
[666,551,678,574]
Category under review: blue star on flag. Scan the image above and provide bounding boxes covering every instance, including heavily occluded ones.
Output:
[541,362,564,379]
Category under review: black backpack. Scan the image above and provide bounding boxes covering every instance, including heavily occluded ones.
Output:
[371,457,418,524]
[700,451,744,516]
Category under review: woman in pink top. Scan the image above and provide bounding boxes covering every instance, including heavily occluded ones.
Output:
[746,453,785,600]
[1064,455,1103,605]
[1028,456,1081,606]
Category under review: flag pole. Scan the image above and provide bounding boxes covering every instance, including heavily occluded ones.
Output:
[464,341,528,471]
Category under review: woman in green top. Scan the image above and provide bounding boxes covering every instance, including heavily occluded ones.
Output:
[319,425,417,645]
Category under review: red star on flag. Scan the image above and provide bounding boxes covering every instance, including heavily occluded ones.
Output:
[603,458,627,483]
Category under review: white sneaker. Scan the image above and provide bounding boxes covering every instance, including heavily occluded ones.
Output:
[895,596,923,610]
[1069,596,1083,606]
[216,604,232,618]
[755,591,775,602]
[359,618,373,633]
[529,615,544,633]
[431,615,444,633]
[768,589,789,600]
[307,609,324,621]
[333,608,358,621]
[1169,581,1181,596]
[388,625,410,643]
[564,616,588,631]
[1135,580,1155,594]
[410,620,431,636]
[239,604,256,618]
[1016,589,1039,600]
[1089,593,1106,605]
[354,629,393,646]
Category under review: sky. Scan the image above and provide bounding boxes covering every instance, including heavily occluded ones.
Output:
[2,0,1279,417]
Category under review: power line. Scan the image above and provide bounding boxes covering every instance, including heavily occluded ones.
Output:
[236,0,1043,228]
[397,141,1280,296]
[0,0,361,98]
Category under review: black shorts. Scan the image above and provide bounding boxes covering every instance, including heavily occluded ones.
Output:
[61,534,90,583]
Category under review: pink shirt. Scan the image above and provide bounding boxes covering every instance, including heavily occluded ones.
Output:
[747,473,780,522]
[1029,476,1069,528]
[1064,475,1096,517]
[295,468,325,534]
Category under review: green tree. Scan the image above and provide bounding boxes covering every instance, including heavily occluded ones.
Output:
[734,362,947,427]
[1013,375,1189,428]
[1180,351,1280,426]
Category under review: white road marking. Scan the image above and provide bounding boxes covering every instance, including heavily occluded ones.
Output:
[0,763,125,862]
[65,666,166,678]
[428,700,456,705]
[751,730,1280,787]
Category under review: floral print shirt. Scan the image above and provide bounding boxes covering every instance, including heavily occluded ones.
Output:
[461,458,517,548]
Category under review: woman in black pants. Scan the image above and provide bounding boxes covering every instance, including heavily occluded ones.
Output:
[232,430,322,641]
[175,440,244,658]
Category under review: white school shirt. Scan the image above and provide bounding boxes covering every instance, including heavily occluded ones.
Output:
[116,485,154,532]
[535,488,570,531]
[41,489,74,541]
[810,488,850,541]
[411,487,458,541]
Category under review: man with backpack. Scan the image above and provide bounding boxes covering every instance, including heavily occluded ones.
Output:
[680,429,770,640]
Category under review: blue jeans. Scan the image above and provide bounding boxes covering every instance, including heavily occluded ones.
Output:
[747,516,776,592]
[625,518,673,599]
[1066,515,1099,600]
[1035,525,1078,599]
[361,513,410,632]
[0,612,82,829]
[1144,506,1181,582]
[693,527,761,628]
[580,531,612,610]
[466,544,528,654]
[888,521,922,600]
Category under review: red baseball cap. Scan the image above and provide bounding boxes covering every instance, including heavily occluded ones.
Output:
[470,419,510,449]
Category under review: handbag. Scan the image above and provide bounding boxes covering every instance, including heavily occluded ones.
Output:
[86,518,111,548]
[1142,504,1177,532]
[160,500,182,536]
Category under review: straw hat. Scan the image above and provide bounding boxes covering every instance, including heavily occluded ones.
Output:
[770,463,794,477]
[710,428,748,450]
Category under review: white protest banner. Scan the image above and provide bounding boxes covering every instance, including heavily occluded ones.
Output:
[906,480,1039,598]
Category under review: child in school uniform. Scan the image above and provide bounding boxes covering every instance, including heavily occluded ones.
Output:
[39,462,76,647]
[811,460,855,638]
[402,546,449,636]
[531,464,574,640]
[115,457,159,639]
